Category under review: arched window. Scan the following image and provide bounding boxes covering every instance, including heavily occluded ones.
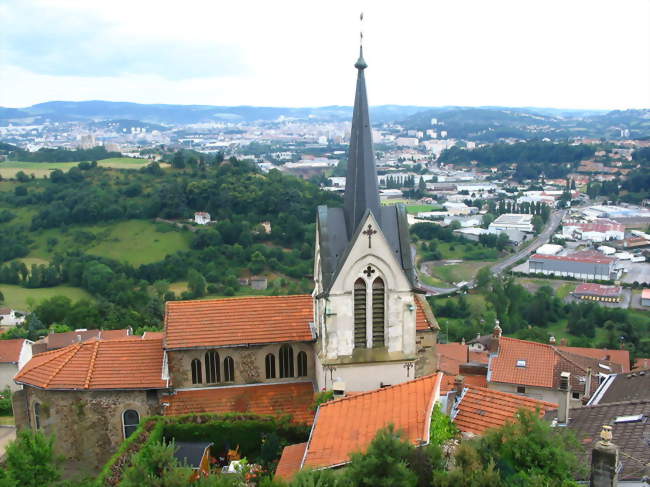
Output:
[224,356,235,382]
[265,353,276,379]
[279,345,294,378]
[205,350,220,383]
[297,351,308,377]
[354,278,367,349]
[33,402,41,430]
[123,409,140,439]
[372,277,385,347]
[191,359,202,384]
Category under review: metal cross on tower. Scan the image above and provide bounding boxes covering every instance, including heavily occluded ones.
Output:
[362,223,377,248]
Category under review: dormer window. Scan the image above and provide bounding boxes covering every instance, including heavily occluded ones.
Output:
[516,360,526,367]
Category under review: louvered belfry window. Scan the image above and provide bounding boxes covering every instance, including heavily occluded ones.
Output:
[205,350,220,383]
[372,277,385,347]
[354,278,367,348]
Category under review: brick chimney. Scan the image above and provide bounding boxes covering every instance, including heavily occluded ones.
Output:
[488,322,502,353]
[454,375,465,397]
[558,371,571,424]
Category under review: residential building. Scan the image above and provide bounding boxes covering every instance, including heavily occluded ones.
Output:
[0,308,25,327]
[489,213,534,233]
[528,250,617,281]
[571,283,622,303]
[194,212,211,225]
[0,338,32,391]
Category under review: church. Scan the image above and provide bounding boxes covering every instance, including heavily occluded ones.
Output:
[11,46,439,469]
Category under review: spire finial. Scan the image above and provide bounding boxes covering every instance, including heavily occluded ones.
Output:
[355,12,367,70]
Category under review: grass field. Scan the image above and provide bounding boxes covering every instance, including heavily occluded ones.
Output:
[0,284,92,310]
[0,158,168,179]
[430,261,492,284]
[406,204,445,214]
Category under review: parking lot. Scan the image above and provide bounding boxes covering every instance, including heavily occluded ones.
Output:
[620,262,650,285]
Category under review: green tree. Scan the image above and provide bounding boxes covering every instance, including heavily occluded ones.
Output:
[496,233,509,252]
[187,268,207,298]
[0,290,4,304]
[345,424,417,487]
[120,440,189,487]
[2,430,62,487]
[532,215,544,234]
[476,267,492,290]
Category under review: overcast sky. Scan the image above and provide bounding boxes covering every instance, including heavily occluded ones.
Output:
[1,0,649,109]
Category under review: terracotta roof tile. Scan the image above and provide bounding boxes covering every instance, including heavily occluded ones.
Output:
[162,382,315,424]
[15,337,167,390]
[490,337,558,388]
[453,386,557,435]
[165,295,315,349]
[275,442,308,480]
[43,328,131,351]
[0,339,26,363]
[165,294,437,350]
[557,346,630,373]
[302,373,442,469]
[440,374,488,395]
[142,331,165,339]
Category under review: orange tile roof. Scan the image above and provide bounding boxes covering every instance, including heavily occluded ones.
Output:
[440,374,487,395]
[489,337,558,388]
[0,339,26,363]
[302,373,443,469]
[556,346,630,373]
[415,296,438,332]
[164,295,315,349]
[275,442,308,481]
[452,386,557,435]
[14,337,167,390]
[165,294,437,350]
[161,382,316,425]
[142,331,165,339]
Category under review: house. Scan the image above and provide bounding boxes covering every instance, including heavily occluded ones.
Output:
[0,338,32,391]
[486,327,622,407]
[571,283,622,303]
[0,308,25,327]
[13,44,440,472]
[641,289,650,307]
[194,212,211,225]
[276,373,443,479]
[31,328,132,354]
[528,250,617,281]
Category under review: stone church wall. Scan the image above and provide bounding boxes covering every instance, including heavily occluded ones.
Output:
[415,329,438,377]
[13,386,163,471]
[167,342,315,389]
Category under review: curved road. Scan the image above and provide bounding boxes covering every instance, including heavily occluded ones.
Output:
[415,209,566,295]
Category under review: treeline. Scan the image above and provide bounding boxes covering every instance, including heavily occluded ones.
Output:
[6,146,121,162]
[438,141,595,180]
[621,148,650,203]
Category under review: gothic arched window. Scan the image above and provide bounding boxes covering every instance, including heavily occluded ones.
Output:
[205,350,220,383]
[265,353,276,379]
[372,277,385,347]
[191,359,202,384]
[279,345,294,378]
[123,409,140,439]
[224,356,235,382]
[354,278,367,349]
[297,351,308,377]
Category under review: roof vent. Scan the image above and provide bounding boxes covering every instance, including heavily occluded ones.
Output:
[560,371,571,391]
[614,414,645,424]
[516,360,526,367]
[332,380,346,398]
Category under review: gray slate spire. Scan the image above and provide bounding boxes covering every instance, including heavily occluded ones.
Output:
[343,46,381,236]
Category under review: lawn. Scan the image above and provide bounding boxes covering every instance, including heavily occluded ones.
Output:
[0,284,93,310]
[0,158,167,178]
[406,204,445,214]
[430,261,492,285]
[85,220,192,265]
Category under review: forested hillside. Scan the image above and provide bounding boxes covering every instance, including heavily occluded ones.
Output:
[0,155,339,337]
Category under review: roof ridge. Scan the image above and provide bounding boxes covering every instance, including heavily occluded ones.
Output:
[568,398,650,411]
[319,373,439,409]
[44,343,81,388]
[555,348,615,372]
[84,340,101,389]
[467,386,558,408]
[501,336,553,349]
[167,294,311,306]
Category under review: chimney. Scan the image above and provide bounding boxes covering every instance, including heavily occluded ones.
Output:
[332,380,346,399]
[549,335,556,344]
[585,368,593,398]
[558,371,571,424]
[445,390,457,415]
[590,425,618,487]
[454,375,465,397]
[489,322,502,353]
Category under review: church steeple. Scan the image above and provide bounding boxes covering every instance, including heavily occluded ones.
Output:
[343,43,381,236]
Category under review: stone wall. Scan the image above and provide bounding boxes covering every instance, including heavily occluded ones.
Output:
[167,342,315,389]
[13,386,163,471]
[415,329,438,377]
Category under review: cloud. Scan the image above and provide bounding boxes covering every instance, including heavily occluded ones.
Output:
[1,0,248,79]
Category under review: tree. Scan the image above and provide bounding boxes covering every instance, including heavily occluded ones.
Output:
[187,268,207,298]
[532,215,544,234]
[2,430,62,487]
[0,290,3,304]
[476,267,492,290]
[345,424,418,487]
[496,232,509,252]
[171,151,186,169]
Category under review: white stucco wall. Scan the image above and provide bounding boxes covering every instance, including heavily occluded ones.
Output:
[315,354,412,391]
[0,363,20,392]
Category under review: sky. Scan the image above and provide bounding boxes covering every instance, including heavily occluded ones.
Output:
[1,0,649,110]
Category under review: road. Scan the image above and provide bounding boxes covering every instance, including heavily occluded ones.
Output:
[414,209,566,295]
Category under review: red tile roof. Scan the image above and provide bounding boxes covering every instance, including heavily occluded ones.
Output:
[302,373,443,469]
[530,251,614,265]
[165,295,315,349]
[34,328,131,352]
[633,357,650,371]
[15,337,167,390]
[436,343,489,375]
[453,386,557,435]
[440,374,488,394]
[490,337,558,388]
[165,294,437,350]
[642,289,650,300]
[162,382,315,424]
[142,331,165,339]
[0,339,26,363]
[557,346,630,373]
[275,443,308,480]
[573,283,622,297]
